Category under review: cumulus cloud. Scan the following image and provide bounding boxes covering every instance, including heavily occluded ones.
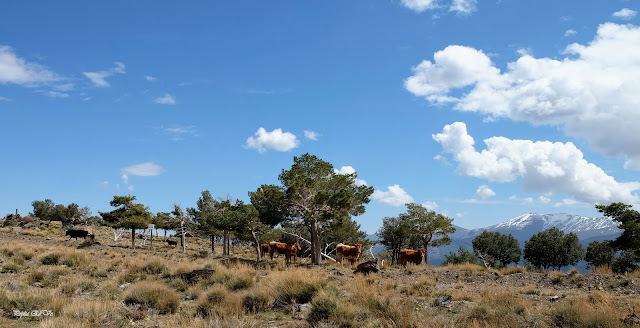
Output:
[83,62,125,87]
[121,162,165,184]
[304,130,320,141]
[372,185,414,206]
[401,0,437,12]
[0,46,59,86]
[564,29,577,37]
[333,166,368,186]
[422,201,439,211]
[433,122,640,205]
[539,195,551,203]
[476,185,496,200]
[450,0,477,14]
[154,93,175,105]
[245,128,299,153]
[145,75,157,81]
[0,96,9,101]
[612,8,637,20]
[406,23,640,168]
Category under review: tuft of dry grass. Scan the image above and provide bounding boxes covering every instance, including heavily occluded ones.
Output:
[590,265,615,275]
[123,281,179,314]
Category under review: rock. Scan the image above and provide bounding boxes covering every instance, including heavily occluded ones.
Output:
[119,283,131,289]
[434,295,452,307]
[550,296,560,302]
[622,314,640,326]
[354,260,379,275]
[173,269,215,285]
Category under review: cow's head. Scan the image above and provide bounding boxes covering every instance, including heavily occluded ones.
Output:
[65,230,71,236]
[419,248,426,256]
[355,244,362,252]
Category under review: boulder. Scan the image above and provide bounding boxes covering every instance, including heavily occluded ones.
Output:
[354,260,379,275]
[173,269,214,285]
[434,295,452,307]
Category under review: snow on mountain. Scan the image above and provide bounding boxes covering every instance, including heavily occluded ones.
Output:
[484,213,621,240]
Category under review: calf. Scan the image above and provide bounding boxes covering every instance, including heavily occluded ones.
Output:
[285,242,300,264]
[268,241,288,260]
[166,239,178,247]
[399,248,425,267]
[260,243,269,257]
[336,243,363,265]
[65,229,89,241]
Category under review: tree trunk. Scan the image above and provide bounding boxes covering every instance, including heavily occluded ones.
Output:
[424,244,429,266]
[211,235,214,253]
[310,219,322,265]
[251,229,261,262]
[222,231,228,257]
[164,230,167,240]
[227,233,231,257]
[131,228,135,248]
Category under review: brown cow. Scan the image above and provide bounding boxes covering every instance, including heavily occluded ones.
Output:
[285,242,300,264]
[399,248,425,267]
[260,243,269,257]
[268,241,288,260]
[336,243,362,265]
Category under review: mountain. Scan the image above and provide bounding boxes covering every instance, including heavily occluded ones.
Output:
[369,213,622,268]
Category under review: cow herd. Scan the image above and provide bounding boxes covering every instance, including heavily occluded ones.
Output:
[64,229,425,268]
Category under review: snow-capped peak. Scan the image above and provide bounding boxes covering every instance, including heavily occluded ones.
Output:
[489,213,619,234]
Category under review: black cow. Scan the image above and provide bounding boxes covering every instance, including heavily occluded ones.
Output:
[166,239,178,247]
[66,229,89,241]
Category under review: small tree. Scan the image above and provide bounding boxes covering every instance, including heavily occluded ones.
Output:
[442,246,477,266]
[585,240,616,269]
[99,195,151,248]
[524,227,584,270]
[377,214,413,265]
[595,203,640,262]
[406,203,455,266]
[472,231,521,268]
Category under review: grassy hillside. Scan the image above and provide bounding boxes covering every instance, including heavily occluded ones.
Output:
[0,227,639,327]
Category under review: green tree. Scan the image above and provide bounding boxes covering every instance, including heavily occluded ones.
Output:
[442,246,477,266]
[99,195,151,247]
[248,185,290,261]
[595,203,640,262]
[30,199,89,226]
[278,153,374,265]
[585,240,616,269]
[406,203,455,266]
[472,231,521,268]
[189,191,223,253]
[524,227,584,270]
[611,251,639,274]
[377,214,413,265]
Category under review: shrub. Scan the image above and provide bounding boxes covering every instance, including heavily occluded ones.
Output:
[1,263,21,273]
[307,291,338,325]
[227,276,254,291]
[41,253,61,265]
[123,281,179,314]
[242,290,273,313]
[142,261,169,275]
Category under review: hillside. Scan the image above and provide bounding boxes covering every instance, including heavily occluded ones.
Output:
[0,227,639,327]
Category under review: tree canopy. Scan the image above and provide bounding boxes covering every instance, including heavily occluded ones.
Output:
[472,230,521,268]
[524,227,584,271]
[99,195,151,247]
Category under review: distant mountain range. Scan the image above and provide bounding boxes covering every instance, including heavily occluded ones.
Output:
[369,213,622,268]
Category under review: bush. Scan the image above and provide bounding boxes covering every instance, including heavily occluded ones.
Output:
[123,281,179,314]
[307,291,338,325]
[142,261,168,275]
[242,290,273,313]
[196,286,228,317]
[1,263,21,273]
[41,253,61,265]
[227,277,254,291]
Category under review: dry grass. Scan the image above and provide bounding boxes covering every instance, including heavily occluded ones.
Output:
[0,230,639,327]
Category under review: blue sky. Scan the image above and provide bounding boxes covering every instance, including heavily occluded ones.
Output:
[1,1,639,234]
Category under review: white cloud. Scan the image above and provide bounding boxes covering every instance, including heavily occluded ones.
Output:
[406,23,640,168]
[245,128,299,153]
[121,162,165,184]
[304,130,320,141]
[145,75,157,81]
[539,195,551,203]
[554,198,579,207]
[128,185,135,191]
[564,29,577,37]
[0,96,10,101]
[154,93,176,105]
[0,46,59,86]
[476,185,496,200]
[161,125,198,141]
[524,197,534,204]
[83,62,126,87]
[372,185,414,206]
[508,195,517,201]
[401,0,437,13]
[43,91,69,98]
[98,181,109,187]
[450,0,477,14]
[612,8,637,20]
[433,122,640,205]
[422,201,439,211]
[333,166,368,186]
